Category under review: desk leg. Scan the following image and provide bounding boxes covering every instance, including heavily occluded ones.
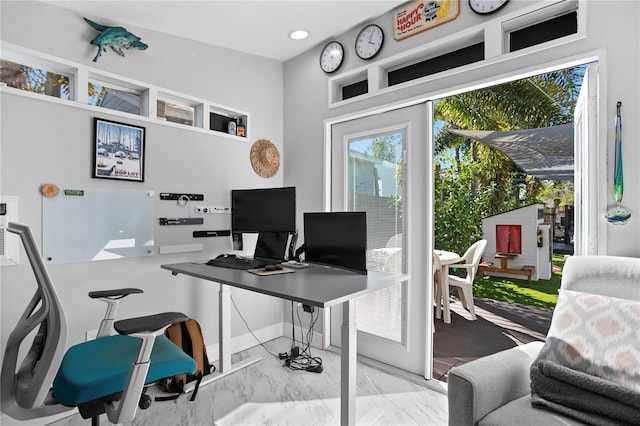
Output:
[442,266,451,324]
[219,283,231,372]
[182,282,261,394]
[341,299,356,426]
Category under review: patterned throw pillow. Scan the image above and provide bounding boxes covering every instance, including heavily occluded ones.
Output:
[538,289,640,392]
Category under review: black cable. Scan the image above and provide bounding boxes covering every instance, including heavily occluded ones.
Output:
[230,294,322,370]
[284,303,322,372]
[290,301,297,350]
[302,307,320,358]
[229,294,280,359]
[296,305,310,355]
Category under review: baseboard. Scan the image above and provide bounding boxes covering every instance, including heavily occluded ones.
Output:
[204,321,324,361]
[282,321,325,351]
[204,321,285,361]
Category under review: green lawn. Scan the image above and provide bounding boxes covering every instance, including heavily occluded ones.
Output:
[470,254,565,309]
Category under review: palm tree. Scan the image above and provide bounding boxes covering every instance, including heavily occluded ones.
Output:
[433,66,585,254]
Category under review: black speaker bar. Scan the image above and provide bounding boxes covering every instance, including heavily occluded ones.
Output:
[159,217,204,225]
[193,230,232,238]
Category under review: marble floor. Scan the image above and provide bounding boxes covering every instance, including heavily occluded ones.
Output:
[47,337,448,426]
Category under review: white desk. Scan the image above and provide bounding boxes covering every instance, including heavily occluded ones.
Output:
[161,262,407,426]
[433,250,460,324]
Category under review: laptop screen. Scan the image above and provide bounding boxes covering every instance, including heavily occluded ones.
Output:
[254,231,289,262]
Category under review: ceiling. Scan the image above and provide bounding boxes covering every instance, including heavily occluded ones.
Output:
[45,0,407,61]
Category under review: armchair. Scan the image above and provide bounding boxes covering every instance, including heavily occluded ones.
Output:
[1,223,197,425]
[447,255,640,425]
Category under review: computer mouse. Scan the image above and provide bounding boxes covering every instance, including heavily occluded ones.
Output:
[265,264,283,271]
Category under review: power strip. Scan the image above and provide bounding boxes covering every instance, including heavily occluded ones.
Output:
[194,206,230,214]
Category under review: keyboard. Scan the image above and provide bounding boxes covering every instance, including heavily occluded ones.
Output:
[206,254,267,270]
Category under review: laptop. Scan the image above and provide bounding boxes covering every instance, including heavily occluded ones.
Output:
[253,231,289,264]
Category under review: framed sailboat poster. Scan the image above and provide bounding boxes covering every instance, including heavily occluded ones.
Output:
[93,118,145,182]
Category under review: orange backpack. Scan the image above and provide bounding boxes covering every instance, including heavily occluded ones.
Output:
[157,319,214,401]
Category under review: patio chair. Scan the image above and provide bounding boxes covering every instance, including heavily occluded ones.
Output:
[446,239,487,320]
[1,223,197,425]
[385,233,402,248]
[433,252,442,305]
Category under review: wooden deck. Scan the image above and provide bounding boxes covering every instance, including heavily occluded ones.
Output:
[433,295,553,380]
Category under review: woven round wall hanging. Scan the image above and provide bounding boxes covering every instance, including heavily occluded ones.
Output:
[41,183,60,198]
[250,139,280,178]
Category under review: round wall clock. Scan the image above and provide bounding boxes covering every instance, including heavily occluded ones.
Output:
[355,24,384,60]
[319,41,344,73]
[469,0,509,15]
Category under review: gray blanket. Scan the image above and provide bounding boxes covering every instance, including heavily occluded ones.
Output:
[531,359,640,426]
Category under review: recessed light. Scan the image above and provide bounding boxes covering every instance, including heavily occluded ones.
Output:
[289,30,309,40]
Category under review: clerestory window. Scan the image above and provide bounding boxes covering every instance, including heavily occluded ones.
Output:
[0,59,69,99]
[88,80,142,115]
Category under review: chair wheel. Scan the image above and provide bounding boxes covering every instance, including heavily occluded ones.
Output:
[139,393,152,410]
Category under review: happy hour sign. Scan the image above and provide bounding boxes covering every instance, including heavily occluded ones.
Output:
[393,1,460,41]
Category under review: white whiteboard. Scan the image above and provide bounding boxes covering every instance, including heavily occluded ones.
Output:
[43,188,154,264]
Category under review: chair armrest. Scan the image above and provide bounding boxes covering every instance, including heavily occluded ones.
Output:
[106,312,189,424]
[88,288,143,299]
[114,312,188,335]
[451,263,474,269]
[447,341,544,426]
[90,288,146,338]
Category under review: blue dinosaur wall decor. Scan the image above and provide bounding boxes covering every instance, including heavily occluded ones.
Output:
[84,18,148,62]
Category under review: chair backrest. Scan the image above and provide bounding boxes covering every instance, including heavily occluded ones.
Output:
[461,239,487,282]
[432,252,442,271]
[1,223,69,420]
[432,253,442,283]
[463,239,487,267]
[385,233,403,248]
[561,255,640,301]
[383,250,403,273]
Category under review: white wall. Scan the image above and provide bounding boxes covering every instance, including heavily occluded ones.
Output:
[283,0,640,256]
[1,1,285,361]
[2,0,640,391]
[282,0,640,336]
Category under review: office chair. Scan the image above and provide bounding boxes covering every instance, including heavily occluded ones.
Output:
[0,222,197,425]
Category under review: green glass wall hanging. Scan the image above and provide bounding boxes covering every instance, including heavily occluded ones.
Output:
[605,102,631,225]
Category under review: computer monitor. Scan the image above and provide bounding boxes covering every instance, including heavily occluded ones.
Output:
[231,187,296,233]
[303,212,367,274]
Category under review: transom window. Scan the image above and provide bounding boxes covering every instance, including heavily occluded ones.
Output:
[1,59,69,99]
[88,80,142,115]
